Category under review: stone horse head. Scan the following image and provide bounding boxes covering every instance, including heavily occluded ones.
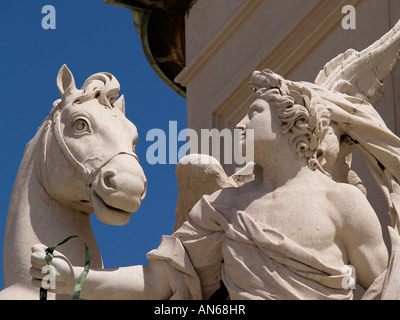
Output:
[0,65,147,299]
[46,65,147,225]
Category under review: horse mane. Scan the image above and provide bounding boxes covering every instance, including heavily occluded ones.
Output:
[54,68,125,114]
[74,72,121,109]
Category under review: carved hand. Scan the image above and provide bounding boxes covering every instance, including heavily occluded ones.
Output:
[30,244,77,296]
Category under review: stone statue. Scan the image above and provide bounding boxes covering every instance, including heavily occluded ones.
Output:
[0,65,147,299]
[27,19,400,300]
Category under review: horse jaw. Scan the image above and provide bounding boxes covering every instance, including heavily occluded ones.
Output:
[90,189,133,226]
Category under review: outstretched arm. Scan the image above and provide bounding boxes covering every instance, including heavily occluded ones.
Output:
[30,244,172,300]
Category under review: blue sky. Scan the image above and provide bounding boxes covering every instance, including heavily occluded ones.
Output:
[0,1,188,289]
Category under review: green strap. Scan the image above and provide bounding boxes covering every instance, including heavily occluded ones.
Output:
[40,234,90,300]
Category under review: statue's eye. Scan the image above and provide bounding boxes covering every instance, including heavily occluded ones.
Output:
[73,118,89,134]
[248,105,263,119]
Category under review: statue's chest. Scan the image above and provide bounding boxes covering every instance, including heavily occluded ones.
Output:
[239,192,338,250]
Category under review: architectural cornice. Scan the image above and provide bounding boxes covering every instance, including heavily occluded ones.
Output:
[192,0,364,129]
[174,0,264,87]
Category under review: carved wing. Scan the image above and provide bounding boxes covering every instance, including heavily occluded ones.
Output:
[315,20,400,299]
[173,154,240,232]
[315,19,400,107]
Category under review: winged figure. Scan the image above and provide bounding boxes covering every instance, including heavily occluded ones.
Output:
[314,19,400,230]
[314,19,400,300]
[174,19,400,299]
[315,19,400,107]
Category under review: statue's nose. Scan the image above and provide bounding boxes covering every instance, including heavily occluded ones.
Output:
[235,117,248,131]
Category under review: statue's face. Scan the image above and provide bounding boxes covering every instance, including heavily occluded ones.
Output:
[318,124,340,170]
[236,98,280,163]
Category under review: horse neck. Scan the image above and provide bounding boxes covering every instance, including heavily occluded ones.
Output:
[3,128,102,295]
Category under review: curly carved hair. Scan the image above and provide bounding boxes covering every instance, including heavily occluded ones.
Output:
[51,68,125,116]
[73,72,122,109]
[249,69,330,172]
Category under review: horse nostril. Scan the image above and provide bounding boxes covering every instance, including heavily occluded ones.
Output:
[103,171,116,190]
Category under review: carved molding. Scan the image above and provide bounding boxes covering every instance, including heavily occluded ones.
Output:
[213,0,364,130]
[175,0,264,87]
[176,0,364,130]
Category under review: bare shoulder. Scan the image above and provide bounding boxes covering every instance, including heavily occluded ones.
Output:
[327,182,382,233]
[327,182,369,208]
[328,182,388,288]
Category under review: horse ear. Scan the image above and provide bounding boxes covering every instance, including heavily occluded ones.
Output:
[114,95,125,114]
[57,64,76,96]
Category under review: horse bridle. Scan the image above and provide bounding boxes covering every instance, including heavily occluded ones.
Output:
[42,107,139,200]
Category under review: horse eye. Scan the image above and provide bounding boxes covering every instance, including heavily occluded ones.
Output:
[73,119,89,133]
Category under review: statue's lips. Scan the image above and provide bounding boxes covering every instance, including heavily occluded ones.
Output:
[90,190,132,216]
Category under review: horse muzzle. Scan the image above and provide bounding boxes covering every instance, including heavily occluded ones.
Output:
[90,153,147,225]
